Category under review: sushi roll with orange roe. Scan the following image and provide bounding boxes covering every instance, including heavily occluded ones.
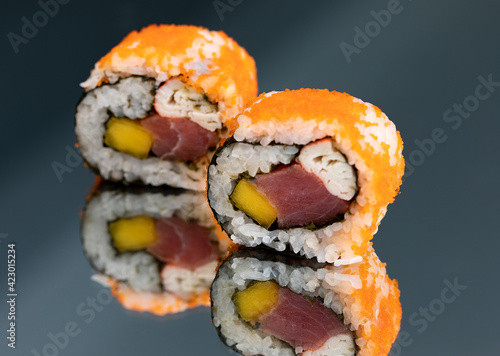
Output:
[207,89,404,264]
[75,24,257,190]
[211,245,401,356]
[81,181,233,315]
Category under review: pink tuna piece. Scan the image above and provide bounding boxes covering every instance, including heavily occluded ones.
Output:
[147,217,218,269]
[258,287,349,351]
[253,164,351,228]
[140,112,218,161]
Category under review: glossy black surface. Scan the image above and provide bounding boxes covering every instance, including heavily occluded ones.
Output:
[2,0,500,355]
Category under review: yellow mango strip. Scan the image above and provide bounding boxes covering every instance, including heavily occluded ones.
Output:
[230,179,277,229]
[109,216,158,252]
[104,117,154,159]
[234,281,280,322]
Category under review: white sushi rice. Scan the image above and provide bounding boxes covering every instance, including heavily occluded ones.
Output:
[301,335,356,356]
[161,260,218,300]
[207,142,361,263]
[75,76,219,190]
[82,189,219,293]
[211,256,358,356]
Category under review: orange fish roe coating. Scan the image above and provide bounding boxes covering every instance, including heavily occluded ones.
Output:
[339,244,401,356]
[229,89,405,262]
[81,24,257,123]
[229,89,366,131]
[108,278,210,316]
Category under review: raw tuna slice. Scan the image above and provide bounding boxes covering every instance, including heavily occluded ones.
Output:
[258,287,349,351]
[147,217,218,269]
[141,112,218,161]
[253,163,351,228]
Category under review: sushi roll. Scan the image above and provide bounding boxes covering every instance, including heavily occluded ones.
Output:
[211,246,401,356]
[207,89,404,263]
[75,24,257,190]
[81,181,232,315]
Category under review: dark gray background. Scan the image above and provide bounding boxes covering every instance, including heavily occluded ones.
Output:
[1,0,499,355]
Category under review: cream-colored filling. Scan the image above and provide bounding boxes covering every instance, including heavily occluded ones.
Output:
[298,139,358,201]
[154,78,220,131]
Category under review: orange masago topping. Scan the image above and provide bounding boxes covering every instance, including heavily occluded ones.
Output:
[341,244,402,356]
[85,24,258,123]
[108,278,210,316]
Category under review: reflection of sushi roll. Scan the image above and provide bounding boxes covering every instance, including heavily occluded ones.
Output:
[92,275,211,316]
[75,24,257,190]
[81,182,232,314]
[211,246,401,356]
[208,89,404,263]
